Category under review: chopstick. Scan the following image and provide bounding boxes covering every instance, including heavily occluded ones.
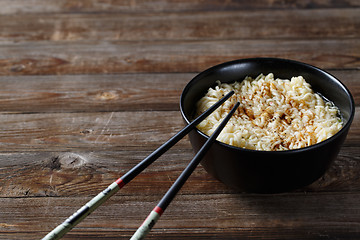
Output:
[130,102,240,240]
[42,91,234,240]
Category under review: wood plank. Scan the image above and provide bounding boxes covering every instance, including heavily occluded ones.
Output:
[0,70,357,114]
[0,108,357,152]
[0,0,359,14]
[0,111,189,152]
[0,143,359,198]
[0,9,358,42]
[0,39,358,75]
[1,192,360,239]
[0,149,224,198]
[0,73,191,113]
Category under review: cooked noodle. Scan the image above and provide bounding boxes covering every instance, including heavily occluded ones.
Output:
[195,73,343,151]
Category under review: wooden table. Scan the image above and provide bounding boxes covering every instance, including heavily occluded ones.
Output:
[0,1,359,239]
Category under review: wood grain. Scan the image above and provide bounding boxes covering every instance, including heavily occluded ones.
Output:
[0,0,359,14]
[0,111,189,152]
[1,192,360,239]
[0,108,358,152]
[0,9,358,42]
[0,144,359,199]
[0,1,359,239]
[0,70,357,114]
[0,39,359,76]
[0,73,189,113]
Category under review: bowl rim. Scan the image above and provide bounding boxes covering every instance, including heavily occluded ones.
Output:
[180,57,355,155]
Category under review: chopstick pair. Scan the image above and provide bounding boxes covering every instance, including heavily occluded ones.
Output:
[42,90,237,240]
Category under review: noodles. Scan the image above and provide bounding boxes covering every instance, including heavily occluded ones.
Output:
[195,73,343,151]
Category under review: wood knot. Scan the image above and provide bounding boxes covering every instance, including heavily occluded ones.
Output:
[59,153,87,169]
[95,91,118,101]
[46,156,61,170]
[80,129,94,134]
[10,64,26,72]
[45,153,87,170]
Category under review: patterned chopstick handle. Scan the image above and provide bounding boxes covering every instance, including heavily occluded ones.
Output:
[42,180,124,240]
[130,206,164,240]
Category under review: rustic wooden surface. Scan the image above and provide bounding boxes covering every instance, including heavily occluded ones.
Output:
[0,1,359,239]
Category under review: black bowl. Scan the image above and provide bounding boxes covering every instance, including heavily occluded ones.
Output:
[180,58,355,193]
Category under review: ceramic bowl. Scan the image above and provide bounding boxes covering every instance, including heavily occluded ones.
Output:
[180,58,355,193]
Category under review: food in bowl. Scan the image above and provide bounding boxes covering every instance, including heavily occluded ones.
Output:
[195,73,343,151]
